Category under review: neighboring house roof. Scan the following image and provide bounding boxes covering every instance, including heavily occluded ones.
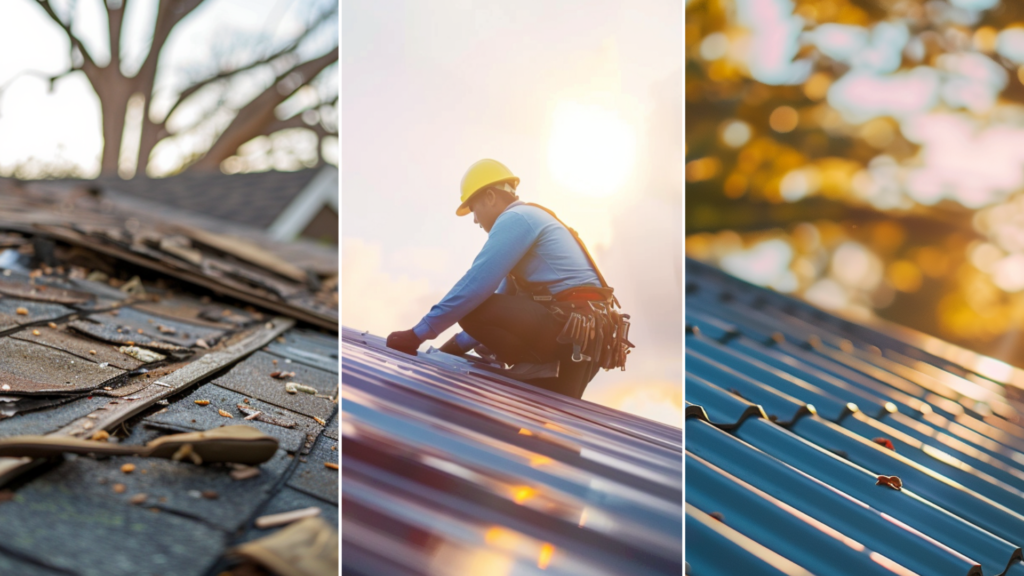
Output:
[340,327,683,576]
[0,182,339,575]
[685,258,1024,576]
[97,168,326,230]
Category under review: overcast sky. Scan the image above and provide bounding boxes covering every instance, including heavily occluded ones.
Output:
[342,0,682,425]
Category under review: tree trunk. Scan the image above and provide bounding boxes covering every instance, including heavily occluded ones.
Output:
[136,108,164,178]
[94,70,134,176]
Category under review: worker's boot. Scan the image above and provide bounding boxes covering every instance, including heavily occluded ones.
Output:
[505,360,559,380]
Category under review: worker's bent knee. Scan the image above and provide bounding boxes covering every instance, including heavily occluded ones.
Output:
[459,295,505,329]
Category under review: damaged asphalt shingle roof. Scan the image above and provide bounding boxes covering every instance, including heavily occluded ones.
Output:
[0,184,338,576]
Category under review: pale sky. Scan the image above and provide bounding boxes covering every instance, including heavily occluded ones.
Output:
[0,0,336,177]
[342,0,683,425]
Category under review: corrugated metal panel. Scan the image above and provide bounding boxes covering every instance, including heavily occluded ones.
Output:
[685,258,1024,576]
[341,327,683,576]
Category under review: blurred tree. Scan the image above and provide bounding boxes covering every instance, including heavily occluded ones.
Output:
[21,0,337,176]
[686,0,1024,361]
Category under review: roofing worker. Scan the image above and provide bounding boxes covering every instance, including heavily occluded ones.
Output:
[386,159,633,399]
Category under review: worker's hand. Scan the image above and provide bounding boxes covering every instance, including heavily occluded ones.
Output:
[386,329,423,355]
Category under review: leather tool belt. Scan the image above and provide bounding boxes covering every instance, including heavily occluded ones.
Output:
[546,289,633,371]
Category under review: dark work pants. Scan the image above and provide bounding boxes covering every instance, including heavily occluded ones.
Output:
[458,293,599,399]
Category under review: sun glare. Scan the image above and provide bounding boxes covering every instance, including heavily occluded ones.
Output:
[548,102,636,197]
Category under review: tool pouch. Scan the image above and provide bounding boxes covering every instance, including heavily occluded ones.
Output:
[548,299,633,371]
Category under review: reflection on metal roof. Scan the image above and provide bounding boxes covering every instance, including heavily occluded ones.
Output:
[685,258,1024,576]
[341,327,683,576]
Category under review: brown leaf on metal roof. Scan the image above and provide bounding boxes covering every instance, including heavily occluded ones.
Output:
[875,475,903,491]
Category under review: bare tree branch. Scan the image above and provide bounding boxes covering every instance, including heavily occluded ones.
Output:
[161,49,299,126]
[158,3,336,125]
[261,113,311,134]
[188,47,337,171]
[107,0,126,66]
[34,0,97,73]
[135,0,207,87]
[0,66,80,99]
[261,111,338,138]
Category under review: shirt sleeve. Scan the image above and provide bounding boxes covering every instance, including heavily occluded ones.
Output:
[453,331,480,351]
[412,211,536,340]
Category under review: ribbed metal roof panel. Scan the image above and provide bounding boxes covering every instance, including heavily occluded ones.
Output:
[690,335,883,418]
[342,327,682,576]
[687,348,821,424]
[687,452,919,576]
[733,418,1022,576]
[687,418,984,576]
[685,503,815,576]
[685,258,1024,575]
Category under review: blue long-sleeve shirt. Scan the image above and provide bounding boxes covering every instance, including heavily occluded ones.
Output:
[413,201,600,350]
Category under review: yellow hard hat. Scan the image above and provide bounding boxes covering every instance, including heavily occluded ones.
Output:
[457,159,520,216]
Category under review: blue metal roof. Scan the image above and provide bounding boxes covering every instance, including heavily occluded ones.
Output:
[685,258,1024,576]
[340,327,683,576]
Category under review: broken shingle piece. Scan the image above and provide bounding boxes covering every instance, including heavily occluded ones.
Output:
[212,351,335,423]
[142,383,315,454]
[0,299,72,332]
[67,306,223,351]
[68,319,189,353]
[0,338,125,395]
[11,327,144,370]
[0,278,95,305]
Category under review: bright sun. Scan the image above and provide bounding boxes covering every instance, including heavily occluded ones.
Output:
[548,102,636,198]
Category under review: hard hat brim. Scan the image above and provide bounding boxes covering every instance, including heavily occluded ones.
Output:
[455,177,519,217]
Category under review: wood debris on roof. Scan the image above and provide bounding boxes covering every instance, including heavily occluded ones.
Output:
[0,178,337,330]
